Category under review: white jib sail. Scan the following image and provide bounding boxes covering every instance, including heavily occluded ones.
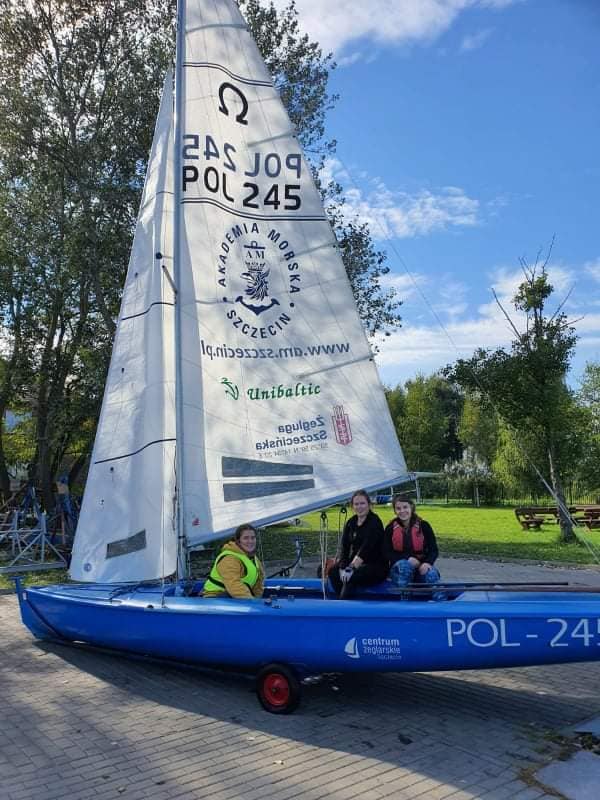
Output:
[70,73,177,582]
[177,0,409,548]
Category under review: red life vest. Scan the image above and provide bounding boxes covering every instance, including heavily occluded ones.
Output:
[391,518,425,556]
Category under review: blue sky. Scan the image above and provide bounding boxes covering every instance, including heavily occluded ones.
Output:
[273,0,600,390]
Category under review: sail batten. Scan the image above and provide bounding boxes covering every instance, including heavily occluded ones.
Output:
[186,473,413,549]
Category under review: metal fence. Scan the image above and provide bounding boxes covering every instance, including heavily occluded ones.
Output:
[417,482,599,507]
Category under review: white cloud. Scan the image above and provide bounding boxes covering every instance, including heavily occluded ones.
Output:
[380,271,430,302]
[585,258,600,283]
[374,260,600,386]
[322,159,480,239]
[271,0,520,54]
[460,28,493,52]
[336,52,364,68]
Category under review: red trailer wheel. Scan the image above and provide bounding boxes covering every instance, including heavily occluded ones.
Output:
[256,663,301,714]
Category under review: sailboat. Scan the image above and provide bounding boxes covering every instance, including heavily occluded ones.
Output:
[16,0,600,714]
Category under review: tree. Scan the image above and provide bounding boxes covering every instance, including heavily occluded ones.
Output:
[579,362,600,433]
[0,0,401,505]
[458,392,499,468]
[392,374,458,472]
[444,448,492,507]
[446,247,580,542]
[385,384,406,432]
[574,362,600,495]
[0,0,174,506]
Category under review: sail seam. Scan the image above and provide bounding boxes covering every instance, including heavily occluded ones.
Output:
[182,61,272,87]
[121,301,175,321]
[139,189,174,215]
[94,438,176,465]
[180,197,327,222]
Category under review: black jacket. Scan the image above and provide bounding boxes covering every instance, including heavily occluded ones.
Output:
[383,515,439,566]
[338,511,386,570]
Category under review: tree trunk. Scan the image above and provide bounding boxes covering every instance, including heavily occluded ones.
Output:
[0,418,11,500]
[35,431,56,513]
[68,449,90,490]
[548,447,576,543]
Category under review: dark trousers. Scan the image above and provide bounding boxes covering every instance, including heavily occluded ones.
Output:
[328,563,387,599]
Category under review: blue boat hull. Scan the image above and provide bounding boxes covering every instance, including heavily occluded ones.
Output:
[16,579,600,676]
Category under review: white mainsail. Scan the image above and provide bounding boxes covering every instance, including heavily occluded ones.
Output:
[70,73,177,582]
[176,0,408,548]
[71,0,409,582]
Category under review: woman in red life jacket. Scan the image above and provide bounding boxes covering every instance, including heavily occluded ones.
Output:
[383,494,442,590]
[328,489,388,599]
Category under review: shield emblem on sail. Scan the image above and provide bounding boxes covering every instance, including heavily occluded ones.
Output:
[236,240,280,315]
[332,405,352,446]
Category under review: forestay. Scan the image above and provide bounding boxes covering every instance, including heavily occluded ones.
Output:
[70,73,177,582]
[177,0,408,547]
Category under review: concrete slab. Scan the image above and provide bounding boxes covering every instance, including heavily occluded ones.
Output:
[535,751,600,800]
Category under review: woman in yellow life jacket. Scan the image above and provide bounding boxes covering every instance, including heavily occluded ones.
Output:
[203,524,265,599]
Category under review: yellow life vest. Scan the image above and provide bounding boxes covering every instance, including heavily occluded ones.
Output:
[203,548,259,595]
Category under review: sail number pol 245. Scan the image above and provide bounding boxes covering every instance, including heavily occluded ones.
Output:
[182,134,302,211]
[447,617,600,648]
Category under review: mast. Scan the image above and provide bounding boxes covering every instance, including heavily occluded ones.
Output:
[173,0,187,578]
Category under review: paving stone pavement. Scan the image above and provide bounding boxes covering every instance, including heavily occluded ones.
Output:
[2,557,600,800]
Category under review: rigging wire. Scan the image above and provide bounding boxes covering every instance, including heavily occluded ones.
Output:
[330,154,600,563]
[337,504,347,554]
[257,526,266,568]
[319,510,328,599]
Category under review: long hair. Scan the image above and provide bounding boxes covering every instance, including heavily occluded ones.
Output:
[350,489,371,506]
[392,494,417,526]
[234,523,257,543]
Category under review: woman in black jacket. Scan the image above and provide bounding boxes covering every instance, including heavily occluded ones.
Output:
[329,490,388,599]
[383,494,442,590]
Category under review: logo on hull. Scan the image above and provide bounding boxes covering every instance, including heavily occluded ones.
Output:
[343,635,403,662]
[344,637,360,659]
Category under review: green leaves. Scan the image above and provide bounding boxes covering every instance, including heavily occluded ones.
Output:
[446,253,580,539]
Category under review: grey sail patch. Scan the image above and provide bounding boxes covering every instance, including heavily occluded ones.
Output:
[222,456,313,477]
[106,530,147,559]
[223,480,314,502]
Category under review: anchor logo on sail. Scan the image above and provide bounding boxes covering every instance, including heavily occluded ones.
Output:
[235,240,280,316]
[218,223,301,339]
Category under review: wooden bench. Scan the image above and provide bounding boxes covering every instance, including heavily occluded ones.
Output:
[514,507,545,531]
[515,504,600,532]
[570,505,600,530]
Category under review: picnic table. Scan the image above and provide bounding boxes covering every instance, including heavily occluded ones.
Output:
[515,505,600,531]
[571,504,600,530]
[514,507,548,530]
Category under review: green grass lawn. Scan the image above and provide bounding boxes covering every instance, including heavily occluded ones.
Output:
[261,504,600,566]
[0,567,69,591]
[2,504,599,589]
